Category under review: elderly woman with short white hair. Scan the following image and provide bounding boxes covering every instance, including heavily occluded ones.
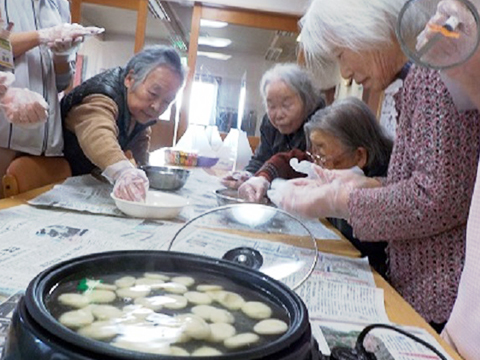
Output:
[221,63,325,188]
[272,0,480,332]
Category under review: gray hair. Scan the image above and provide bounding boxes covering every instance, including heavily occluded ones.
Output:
[260,63,325,118]
[305,97,393,177]
[300,0,430,85]
[125,45,186,89]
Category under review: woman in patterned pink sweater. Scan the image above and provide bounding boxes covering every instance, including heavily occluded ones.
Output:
[274,0,480,329]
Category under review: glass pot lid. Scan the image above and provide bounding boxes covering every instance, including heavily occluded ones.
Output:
[168,204,318,290]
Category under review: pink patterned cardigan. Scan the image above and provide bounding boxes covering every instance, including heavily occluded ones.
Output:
[349,65,480,324]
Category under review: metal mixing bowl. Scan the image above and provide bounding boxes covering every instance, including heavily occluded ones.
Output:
[214,188,247,206]
[141,165,190,191]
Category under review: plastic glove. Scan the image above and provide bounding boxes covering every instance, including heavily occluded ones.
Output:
[38,23,104,56]
[0,87,48,127]
[220,170,252,189]
[289,158,318,178]
[268,167,379,219]
[103,160,149,202]
[416,0,477,64]
[0,71,15,96]
[238,176,270,202]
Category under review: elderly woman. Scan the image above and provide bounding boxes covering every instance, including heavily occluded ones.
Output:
[221,63,325,188]
[62,45,185,201]
[239,97,393,275]
[272,0,480,331]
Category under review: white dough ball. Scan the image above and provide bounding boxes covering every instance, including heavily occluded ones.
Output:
[84,290,116,304]
[134,296,167,311]
[59,308,94,329]
[196,284,223,292]
[122,304,154,319]
[253,319,288,335]
[86,279,117,291]
[58,293,90,308]
[184,291,213,305]
[208,322,236,343]
[171,276,195,287]
[208,291,245,310]
[192,346,222,356]
[176,314,211,340]
[144,272,170,281]
[224,332,260,349]
[191,305,217,320]
[210,308,235,324]
[241,301,272,319]
[77,320,118,340]
[162,295,188,310]
[116,286,151,299]
[158,282,188,294]
[91,305,123,320]
[114,276,136,288]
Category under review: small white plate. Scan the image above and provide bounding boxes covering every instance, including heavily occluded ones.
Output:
[111,191,188,219]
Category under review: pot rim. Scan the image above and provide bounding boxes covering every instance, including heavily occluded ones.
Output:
[25,250,310,360]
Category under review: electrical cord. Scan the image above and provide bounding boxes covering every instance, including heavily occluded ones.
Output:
[330,323,449,360]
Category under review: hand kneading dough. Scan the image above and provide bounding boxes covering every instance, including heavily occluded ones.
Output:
[116,286,150,299]
[59,308,94,329]
[58,293,90,308]
[241,301,272,319]
[114,276,136,288]
[91,305,123,320]
[253,319,288,335]
[77,320,118,340]
[192,346,222,356]
[224,333,260,349]
[171,276,195,287]
[208,322,236,342]
[184,291,213,305]
[84,290,116,303]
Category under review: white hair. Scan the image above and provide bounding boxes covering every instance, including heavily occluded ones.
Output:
[300,0,429,86]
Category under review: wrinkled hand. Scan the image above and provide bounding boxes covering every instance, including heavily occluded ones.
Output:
[416,0,477,66]
[220,170,252,189]
[38,23,104,55]
[238,176,270,202]
[103,160,149,202]
[0,87,48,127]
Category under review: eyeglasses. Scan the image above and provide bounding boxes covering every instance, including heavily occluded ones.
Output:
[306,150,352,168]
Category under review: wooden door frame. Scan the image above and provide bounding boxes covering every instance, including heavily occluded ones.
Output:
[176,3,300,142]
[70,0,148,53]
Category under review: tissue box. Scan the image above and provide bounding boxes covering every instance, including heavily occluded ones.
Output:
[164,149,198,167]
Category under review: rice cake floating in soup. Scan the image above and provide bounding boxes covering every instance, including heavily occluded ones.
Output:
[46,271,290,356]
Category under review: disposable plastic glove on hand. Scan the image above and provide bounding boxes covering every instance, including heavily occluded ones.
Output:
[103,160,149,202]
[0,87,48,127]
[220,170,252,189]
[416,0,477,63]
[238,176,270,202]
[268,167,377,220]
[38,23,104,55]
[0,71,15,96]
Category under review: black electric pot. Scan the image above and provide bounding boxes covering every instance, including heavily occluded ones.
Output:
[2,250,321,360]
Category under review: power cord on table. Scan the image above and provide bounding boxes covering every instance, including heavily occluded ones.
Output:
[329,323,449,360]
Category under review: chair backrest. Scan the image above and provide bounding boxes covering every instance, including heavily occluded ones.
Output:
[2,156,72,197]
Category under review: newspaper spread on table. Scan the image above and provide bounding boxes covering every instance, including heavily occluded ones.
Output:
[27,170,341,240]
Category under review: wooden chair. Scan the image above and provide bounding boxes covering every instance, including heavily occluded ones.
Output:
[2,156,72,197]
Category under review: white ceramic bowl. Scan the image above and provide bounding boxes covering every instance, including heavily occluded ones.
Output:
[111,190,188,219]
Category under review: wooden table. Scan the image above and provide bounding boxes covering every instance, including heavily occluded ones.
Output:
[0,184,462,360]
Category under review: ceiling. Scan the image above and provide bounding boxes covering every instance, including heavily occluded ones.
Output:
[80,1,299,61]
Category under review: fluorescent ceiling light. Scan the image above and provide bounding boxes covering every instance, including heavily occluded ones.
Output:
[200,19,228,28]
[198,51,232,60]
[198,36,232,48]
